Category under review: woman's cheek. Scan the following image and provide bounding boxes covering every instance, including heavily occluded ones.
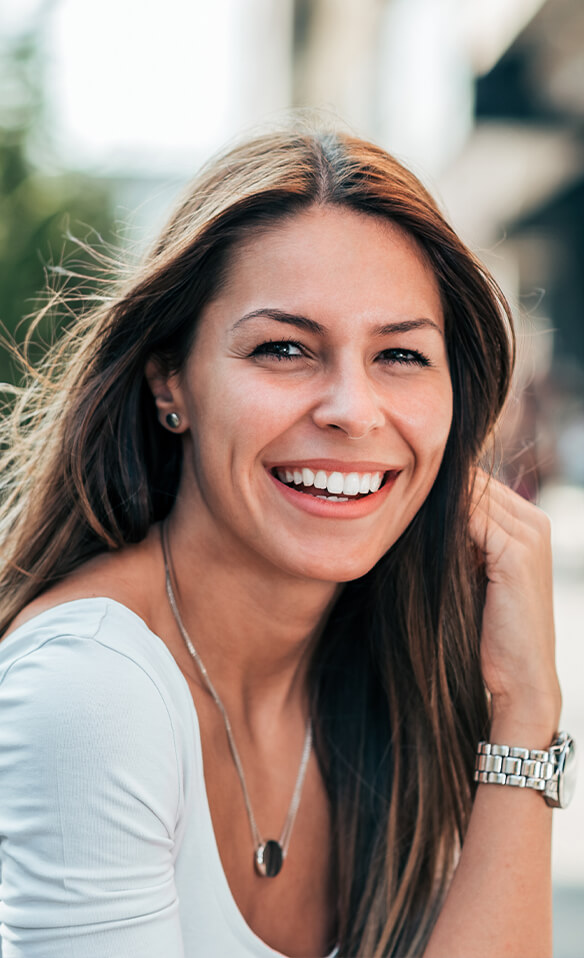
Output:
[391,381,453,458]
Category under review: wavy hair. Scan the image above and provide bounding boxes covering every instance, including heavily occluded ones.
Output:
[0,128,514,955]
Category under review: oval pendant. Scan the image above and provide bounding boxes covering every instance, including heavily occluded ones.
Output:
[255,840,284,877]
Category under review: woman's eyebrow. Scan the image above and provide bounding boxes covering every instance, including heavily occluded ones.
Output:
[230,308,324,335]
[230,308,443,337]
[373,318,444,337]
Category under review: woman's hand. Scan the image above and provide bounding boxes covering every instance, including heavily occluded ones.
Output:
[469,470,561,742]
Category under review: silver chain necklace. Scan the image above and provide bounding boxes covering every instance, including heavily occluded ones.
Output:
[161,527,313,878]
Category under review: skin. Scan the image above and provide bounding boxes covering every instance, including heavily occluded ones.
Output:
[11,206,561,957]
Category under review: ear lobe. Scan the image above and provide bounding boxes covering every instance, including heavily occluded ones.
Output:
[144,358,189,432]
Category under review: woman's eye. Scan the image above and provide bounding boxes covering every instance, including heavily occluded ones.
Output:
[251,340,304,361]
[379,348,431,367]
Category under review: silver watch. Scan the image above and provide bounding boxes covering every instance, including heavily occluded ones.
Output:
[474,731,577,809]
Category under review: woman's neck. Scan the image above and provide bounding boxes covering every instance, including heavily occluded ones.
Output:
[161,514,339,734]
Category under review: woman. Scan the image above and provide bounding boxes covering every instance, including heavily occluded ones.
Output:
[0,129,572,957]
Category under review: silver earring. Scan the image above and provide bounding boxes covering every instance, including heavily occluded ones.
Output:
[165,412,181,429]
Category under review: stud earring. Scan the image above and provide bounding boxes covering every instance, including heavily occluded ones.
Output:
[165,412,181,429]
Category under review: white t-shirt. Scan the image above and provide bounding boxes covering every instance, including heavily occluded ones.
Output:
[0,599,338,958]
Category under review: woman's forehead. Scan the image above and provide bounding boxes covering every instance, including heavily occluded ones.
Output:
[219,205,442,313]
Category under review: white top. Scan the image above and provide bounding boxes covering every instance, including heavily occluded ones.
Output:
[0,599,338,958]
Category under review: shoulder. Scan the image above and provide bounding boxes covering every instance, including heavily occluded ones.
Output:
[3,529,162,639]
[0,598,118,706]
[1,597,174,701]
[0,599,195,815]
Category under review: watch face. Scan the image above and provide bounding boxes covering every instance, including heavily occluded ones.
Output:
[558,738,577,809]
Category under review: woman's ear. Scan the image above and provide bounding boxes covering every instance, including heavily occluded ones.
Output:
[144,358,189,432]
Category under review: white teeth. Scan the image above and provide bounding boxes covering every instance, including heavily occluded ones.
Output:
[316,495,349,501]
[370,472,382,492]
[314,470,328,490]
[275,466,388,497]
[359,473,371,494]
[326,471,345,495]
[343,472,361,496]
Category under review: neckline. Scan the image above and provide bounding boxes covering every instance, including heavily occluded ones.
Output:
[5,596,338,958]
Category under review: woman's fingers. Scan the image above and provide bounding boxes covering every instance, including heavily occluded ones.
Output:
[467,469,560,731]
[471,469,549,534]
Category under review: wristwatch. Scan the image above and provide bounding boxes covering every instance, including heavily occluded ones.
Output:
[474,731,577,808]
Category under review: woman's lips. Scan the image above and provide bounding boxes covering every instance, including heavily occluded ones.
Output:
[268,468,400,518]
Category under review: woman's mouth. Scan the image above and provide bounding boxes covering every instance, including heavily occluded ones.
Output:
[272,466,391,501]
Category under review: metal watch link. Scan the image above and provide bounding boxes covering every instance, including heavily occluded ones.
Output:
[474,731,576,809]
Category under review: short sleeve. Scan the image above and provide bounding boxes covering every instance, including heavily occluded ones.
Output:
[0,632,186,958]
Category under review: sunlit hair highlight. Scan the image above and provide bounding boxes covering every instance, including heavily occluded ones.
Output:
[0,127,514,956]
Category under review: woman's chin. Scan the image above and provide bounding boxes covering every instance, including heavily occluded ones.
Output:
[277,551,384,586]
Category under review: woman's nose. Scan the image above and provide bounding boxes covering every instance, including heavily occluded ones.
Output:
[311,362,385,440]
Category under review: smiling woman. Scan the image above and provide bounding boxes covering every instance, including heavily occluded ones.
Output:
[145,207,453,583]
[0,128,571,958]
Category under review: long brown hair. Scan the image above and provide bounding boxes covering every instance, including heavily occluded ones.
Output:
[0,128,514,955]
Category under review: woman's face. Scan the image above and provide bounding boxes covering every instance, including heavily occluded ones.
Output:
[162,205,453,583]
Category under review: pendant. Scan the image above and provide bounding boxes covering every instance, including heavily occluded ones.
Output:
[255,840,284,877]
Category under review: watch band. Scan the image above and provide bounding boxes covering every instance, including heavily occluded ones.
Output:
[474,741,553,792]
[475,732,576,808]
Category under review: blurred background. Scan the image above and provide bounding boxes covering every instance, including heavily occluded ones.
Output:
[1,0,582,952]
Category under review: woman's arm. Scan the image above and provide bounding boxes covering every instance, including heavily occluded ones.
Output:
[424,472,563,958]
[0,631,185,958]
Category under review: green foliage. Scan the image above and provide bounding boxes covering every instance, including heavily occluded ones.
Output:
[0,20,116,385]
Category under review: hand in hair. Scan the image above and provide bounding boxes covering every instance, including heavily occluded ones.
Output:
[469,469,561,743]
[423,469,559,958]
